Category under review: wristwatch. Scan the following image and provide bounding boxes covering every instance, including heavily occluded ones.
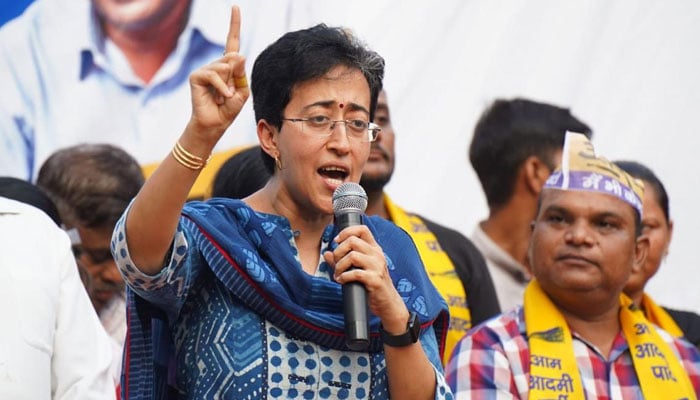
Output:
[380,312,420,347]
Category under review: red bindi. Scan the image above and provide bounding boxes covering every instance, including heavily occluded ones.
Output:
[339,103,344,109]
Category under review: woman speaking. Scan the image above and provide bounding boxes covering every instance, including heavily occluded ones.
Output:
[112,6,451,400]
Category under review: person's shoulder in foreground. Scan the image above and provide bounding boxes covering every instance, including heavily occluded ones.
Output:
[0,196,114,399]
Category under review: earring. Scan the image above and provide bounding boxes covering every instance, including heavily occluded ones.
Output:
[275,154,283,170]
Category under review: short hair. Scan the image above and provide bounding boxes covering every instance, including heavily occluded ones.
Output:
[615,160,669,222]
[36,144,145,229]
[251,24,385,173]
[469,98,592,209]
[211,145,271,199]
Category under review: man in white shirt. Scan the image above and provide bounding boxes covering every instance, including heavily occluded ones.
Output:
[0,196,114,399]
[37,143,145,382]
[468,98,591,311]
[0,0,293,189]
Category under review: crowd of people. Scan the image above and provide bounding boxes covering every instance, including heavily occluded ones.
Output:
[1,1,699,399]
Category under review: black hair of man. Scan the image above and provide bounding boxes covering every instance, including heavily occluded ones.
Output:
[469,98,592,210]
[212,145,271,199]
[36,143,145,229]
[251,24,385,174]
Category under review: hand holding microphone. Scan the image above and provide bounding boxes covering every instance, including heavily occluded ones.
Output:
[326,182,413,351]
[331,182,370,351]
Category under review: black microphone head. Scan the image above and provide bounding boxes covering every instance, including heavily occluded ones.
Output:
[332,182,368,214]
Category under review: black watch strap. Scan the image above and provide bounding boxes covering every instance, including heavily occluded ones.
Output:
[380,312,420,347]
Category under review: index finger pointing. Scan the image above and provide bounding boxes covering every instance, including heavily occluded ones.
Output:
[225,5,241,54]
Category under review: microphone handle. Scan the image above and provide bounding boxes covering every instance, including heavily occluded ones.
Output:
[343,282,369,350]
[335,211,369,351]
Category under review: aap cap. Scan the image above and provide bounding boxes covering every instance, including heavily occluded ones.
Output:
[544,132,644,216]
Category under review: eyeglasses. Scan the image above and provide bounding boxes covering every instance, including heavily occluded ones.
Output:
[282,116,381,142]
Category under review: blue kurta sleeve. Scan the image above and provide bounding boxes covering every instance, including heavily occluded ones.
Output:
[111,205,204,320]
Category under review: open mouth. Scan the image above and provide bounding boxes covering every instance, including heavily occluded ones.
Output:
[318,166,349,183]
[318,167,348,181]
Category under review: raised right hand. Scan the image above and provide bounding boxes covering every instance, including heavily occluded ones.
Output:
[187,5,250,147]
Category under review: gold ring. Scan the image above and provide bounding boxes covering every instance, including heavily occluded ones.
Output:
[233,76,248,88]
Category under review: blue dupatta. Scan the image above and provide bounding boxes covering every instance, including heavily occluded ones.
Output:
[121,198,448,399]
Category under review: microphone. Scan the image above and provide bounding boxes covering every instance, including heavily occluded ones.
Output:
[332,182,369,351]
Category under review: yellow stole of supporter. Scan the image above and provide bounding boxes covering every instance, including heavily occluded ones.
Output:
[525,280,696,400]
[640,292,685,338]
[384,195,471,364]
[619,294,696,400]
[525,280,584,400]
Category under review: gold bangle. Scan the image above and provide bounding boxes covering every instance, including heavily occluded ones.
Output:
[233,76,248,88]
[171,141,210,170]
[171,148,201,170]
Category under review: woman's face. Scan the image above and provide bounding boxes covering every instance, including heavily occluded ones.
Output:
[640,184,673,280]
[624,183,673,296]
[268,66,372,216]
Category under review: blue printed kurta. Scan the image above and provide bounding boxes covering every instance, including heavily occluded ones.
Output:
[112,199,453,399]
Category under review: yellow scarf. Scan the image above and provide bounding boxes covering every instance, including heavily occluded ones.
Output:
[640,292,685,338]
[384,195,471,364]
[525,280,696,400]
